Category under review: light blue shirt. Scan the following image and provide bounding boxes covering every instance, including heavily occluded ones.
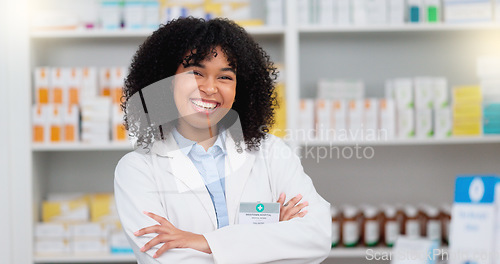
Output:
[171,128,229,228]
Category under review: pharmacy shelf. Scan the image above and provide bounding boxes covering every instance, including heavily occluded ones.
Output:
[298,135,500,147]
[299,23,500,33]
[34,254,136,263]
[30,26,285,39]
[32,142,133,151]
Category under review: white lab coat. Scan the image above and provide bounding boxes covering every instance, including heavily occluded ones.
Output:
[114,132,331,264]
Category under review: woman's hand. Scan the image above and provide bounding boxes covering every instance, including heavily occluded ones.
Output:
[277,193,309,221]
[134,211,212,258]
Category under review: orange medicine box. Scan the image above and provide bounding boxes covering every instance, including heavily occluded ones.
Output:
[67,68,82,105]
[111,67,127,104]
[81,67,98,98]
[63,105,79,142]
[32,104,49,143]
[35,67,50,104]
[111,105,127,142]
[51,68,66,105]
[48,104,63,143]
[99,68,112,97]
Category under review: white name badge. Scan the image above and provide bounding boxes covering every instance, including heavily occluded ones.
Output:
[239,202,280,225]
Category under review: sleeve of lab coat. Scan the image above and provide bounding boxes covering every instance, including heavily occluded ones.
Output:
[203,136,332,264]
[114,151,213,264]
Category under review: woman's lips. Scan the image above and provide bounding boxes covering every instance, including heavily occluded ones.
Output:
[190,98,220,114]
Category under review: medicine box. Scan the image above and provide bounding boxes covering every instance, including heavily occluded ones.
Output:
[331,100,347,136]
[407,0,423,23]
[112,105,127,142]
[32,104,49,143]
[317,0,335,25]
[42,194,89,223]
[388,0,405,24]
[71,237,109,254]
[89,193,120,224]
[35,67,50,104]
[111,67,127,104]
[434,107,452,138]
[48,104,63,143]
[379,98,395,139]
[348,99,364,140]
[336,0,351,26]
[393,78,414,109]
[99,68,112,97]
[363,98,379,137]
[444,0,493,23]
[315,99,331,140]
[50,68,66,105]
[414,77,434,109]
[67,67,82,105]
[415,108,433,138]
[450,175,500,264]
[397,108,415,138]
[433,77,449,109]
[35,222,70,239]
[299,99,315,140]
[424,0,441,22]
[110,230,133,254]
[35,238,70,255]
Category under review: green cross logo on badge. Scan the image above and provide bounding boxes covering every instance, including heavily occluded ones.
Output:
[256,203,264,212]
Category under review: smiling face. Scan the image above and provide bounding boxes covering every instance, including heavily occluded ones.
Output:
[173,46,237,139]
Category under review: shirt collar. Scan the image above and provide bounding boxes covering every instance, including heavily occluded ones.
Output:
[171,127,227,156]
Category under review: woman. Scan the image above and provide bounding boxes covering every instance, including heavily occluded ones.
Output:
[115,17,331,263]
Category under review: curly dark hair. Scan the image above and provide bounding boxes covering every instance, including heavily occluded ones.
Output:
[122,17,278,151]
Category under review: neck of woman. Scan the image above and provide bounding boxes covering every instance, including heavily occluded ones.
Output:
[176,121,219,152]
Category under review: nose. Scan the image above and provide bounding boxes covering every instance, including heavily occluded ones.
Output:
[198,77,218,96]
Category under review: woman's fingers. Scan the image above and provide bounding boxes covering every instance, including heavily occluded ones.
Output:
[283,201,309,220]
[153,241,175,258]
[143,211,175,229]
[290,210,308,220]
[284,194,302,208]
[134,225,164,236]
[140,235,168,253]
[277,193,285,206]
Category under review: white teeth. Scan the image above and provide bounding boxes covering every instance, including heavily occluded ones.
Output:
[192,100,217,110]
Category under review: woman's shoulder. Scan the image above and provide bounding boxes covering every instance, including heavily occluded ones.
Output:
[253,133,294,156]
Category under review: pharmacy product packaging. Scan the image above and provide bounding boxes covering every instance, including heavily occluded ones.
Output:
[81,67,98,99]
[144,0,160,29]
[89,193,120,224]
[391,236,440,264]
[266,0,284,26]
[449,175,500,264]
[315,99,332,140]
[298,99,315,140]
[348,99,364,140]
[318,0,335,25]
[379,98,396,139]
[331,100,347,136]
[352,0,367,25]
[48,104,64,143]
[336,0,351,25]
[297,0,311,25]
[71,222,109,239]
[67,68,82,105]
[408,0,423,23]
[110,230,133,254]
[444,0,493,23]
[71,237,109,254]
[424,0,441,22]
[100,0,122,30]
[42,194,89,222]
[35,222,70,239]
[111,67,127,104]
[434,107,452,138]
[388,0,406,24]
[397,108,415,138]
[32,104,49,143]
[363,98,379,137]
[35,67,50,104]
[433,77,449,109]
[112,105,127,142]
[99,67,112,97]
[124,0,144,29]
[50,68,66,105]
[62,104,79,142]
[415,108,433,138]
[483,103,500,134]
[35,238,70,255]
[394,78,414,109]
[414,77,434,109]
[366,0,387,25]
[81,97,112,143]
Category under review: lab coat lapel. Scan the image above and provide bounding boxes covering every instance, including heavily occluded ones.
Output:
[224,134,255,225]
[152,134,217,229]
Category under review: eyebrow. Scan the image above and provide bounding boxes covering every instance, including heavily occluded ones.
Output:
[185,63,236,74]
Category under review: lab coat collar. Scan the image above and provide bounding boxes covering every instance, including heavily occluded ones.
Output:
[150,130,255,227]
